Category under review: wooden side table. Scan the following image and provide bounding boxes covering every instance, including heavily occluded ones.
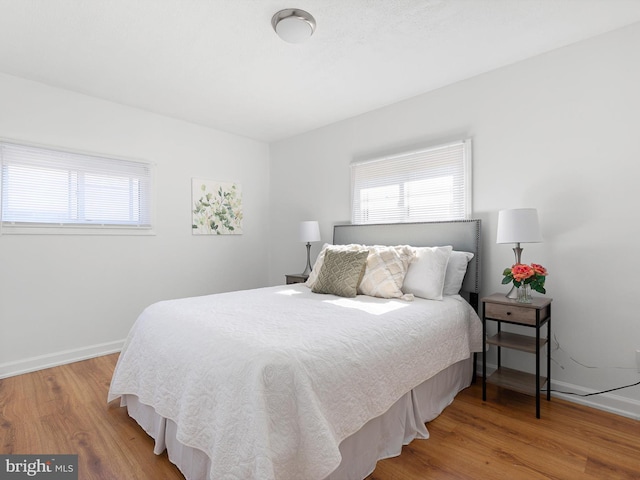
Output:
[285,274,309,285]
[482,293,553,418]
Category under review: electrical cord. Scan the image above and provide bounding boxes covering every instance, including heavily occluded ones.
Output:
[547,380,640,397]
[548,333,640,396]
[551,334,637,371]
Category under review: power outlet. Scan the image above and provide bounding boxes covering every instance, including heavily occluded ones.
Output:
[636,350,640,373]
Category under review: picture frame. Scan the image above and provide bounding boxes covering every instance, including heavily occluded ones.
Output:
[191,178,243,235]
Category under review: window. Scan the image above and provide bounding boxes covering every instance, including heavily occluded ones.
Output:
[351,139,471,224]
[1,140,153,232]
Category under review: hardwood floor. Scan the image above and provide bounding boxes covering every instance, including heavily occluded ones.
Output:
[1,354,638,479]
[0,354,183,479]
[368,383,640,480]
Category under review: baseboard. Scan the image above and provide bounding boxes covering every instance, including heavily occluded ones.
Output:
[549,379,640,421]
[478,361,640,421]
[0,340,125,379]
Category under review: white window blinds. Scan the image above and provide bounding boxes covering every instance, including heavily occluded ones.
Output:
[1,141,153,229]
[351,139,472,224]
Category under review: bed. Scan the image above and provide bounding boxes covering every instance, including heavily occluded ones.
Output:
[108,219,482,480]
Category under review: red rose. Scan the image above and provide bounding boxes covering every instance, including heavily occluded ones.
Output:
[511,263,534,282]
[531,263,548,276]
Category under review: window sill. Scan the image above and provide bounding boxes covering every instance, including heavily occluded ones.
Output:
[0,224,156,236]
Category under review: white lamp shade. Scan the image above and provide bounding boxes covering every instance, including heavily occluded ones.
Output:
[299,221,321,242]
[496,208,542,244]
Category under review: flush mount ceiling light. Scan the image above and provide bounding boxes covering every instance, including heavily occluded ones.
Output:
[271,9,316,43]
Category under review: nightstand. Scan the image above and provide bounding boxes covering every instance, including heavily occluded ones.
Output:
[285,274,309,285]
[482,293,553,418]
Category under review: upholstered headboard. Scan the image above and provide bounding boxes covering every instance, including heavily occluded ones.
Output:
[333,220,481,309]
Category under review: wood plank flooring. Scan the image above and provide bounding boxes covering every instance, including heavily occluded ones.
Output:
[1,353,638,479]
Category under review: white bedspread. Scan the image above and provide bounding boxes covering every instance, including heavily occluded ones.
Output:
[108,284,482,480]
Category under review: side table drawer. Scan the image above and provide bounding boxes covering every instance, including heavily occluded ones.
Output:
[285,274,308,285]
[484,302,538,325]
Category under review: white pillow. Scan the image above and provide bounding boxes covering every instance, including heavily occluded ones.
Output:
[357,245,414,300]
[305,243,364,288]
[402,246,453,300]
[443,251,474,296]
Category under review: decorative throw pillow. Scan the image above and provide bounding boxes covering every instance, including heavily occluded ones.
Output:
[402,246,453,300]
[311,249,369,298]
[357,245,414,300]
[443,251,475,295]
[305,243,364,288]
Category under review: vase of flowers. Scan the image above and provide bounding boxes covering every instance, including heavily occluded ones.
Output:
[517,283,532,303]
[502,263,548,303]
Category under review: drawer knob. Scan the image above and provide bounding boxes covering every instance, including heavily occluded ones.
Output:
[506,311,512,315]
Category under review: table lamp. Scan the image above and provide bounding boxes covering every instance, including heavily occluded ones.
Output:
[496,208,542,298]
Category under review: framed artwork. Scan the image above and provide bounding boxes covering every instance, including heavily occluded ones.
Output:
[192,178,243,235]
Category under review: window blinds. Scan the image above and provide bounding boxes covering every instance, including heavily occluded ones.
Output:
[0,141,153,229]
[351,139,471,225]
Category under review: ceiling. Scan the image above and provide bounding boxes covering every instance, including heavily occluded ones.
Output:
[1,1,640,143]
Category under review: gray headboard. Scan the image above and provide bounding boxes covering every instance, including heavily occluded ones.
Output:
[333,220,481,309]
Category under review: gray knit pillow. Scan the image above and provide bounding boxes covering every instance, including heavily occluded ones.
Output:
[311,249,369,298]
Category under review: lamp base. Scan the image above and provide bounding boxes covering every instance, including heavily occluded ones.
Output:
[301,242,312,276]
[512,244,523,265]
[506,244,523,299]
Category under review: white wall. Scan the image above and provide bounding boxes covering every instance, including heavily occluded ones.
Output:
[2,22,639,418]
[269,23,640,418]
[0,73,271,375]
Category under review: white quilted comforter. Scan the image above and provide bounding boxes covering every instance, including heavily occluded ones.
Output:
[108,284,482,480]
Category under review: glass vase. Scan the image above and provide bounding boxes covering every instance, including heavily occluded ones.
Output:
[516,284,532,303]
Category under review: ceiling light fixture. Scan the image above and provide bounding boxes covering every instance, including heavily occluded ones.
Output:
[271,9,316,43]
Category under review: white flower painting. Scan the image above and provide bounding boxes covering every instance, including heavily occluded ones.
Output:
[192,178,243,235]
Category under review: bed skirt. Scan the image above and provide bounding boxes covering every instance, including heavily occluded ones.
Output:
[120,356,472,480]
